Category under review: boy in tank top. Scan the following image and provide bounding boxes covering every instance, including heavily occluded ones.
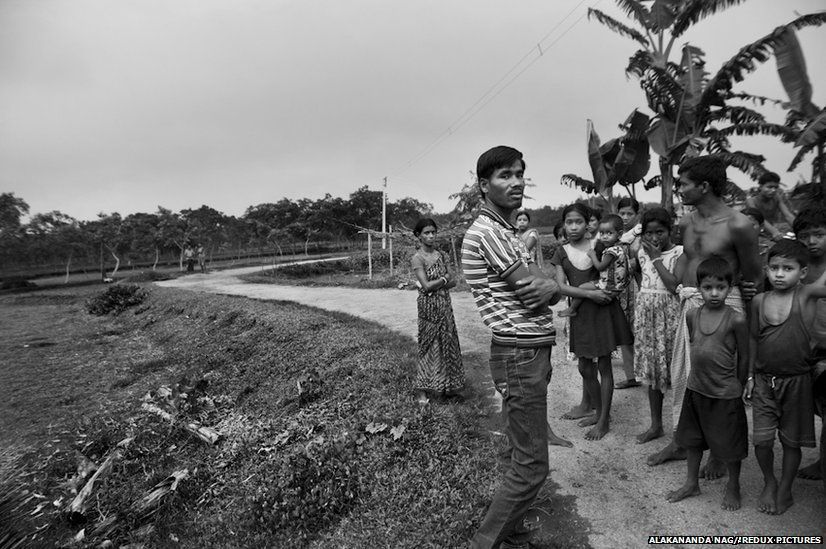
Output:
[744,239,826,514]
[667,257,749,511]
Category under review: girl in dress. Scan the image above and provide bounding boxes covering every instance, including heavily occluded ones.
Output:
[550,203,634,440]
[410,219,464,404]
[515,210,541,264]
[634,208,684,444]
[615,197,643,389]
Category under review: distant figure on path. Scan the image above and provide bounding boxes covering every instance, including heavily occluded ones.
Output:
[410,218,464,405]
[184,244,195,272]
[461,145,561,549]
[197,244,207,273]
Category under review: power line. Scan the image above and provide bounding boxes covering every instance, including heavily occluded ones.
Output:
[386,0,599,182]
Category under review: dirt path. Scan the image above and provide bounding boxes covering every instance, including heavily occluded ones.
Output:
[158,266,825,548]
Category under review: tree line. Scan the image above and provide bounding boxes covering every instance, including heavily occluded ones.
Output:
[0,188,433,279]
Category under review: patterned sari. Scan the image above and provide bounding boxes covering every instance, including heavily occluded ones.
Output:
[414,253,464,394]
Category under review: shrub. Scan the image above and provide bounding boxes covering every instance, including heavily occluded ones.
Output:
[86,284,149,315]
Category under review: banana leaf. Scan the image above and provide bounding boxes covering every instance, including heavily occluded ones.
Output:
[795,108,826,148]
[587,120,609,192]
[646,118,691,157]
[775,28,820,119]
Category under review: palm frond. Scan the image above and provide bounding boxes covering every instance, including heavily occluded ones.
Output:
[795,108,826,147]
[672,0,749,37]
[715,122,799,142]
[649,0,679,31]
[588,8,648,46]
[614,0,651,28]
[626,50,654,78]
[705,106,765,125]
[700,12,826,113]
[788,142,817,172]
[640,65,686,119]
[560,174,598,194]
[729,92,784,107]
[709,151,767,180]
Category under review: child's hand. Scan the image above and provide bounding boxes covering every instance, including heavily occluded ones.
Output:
[739,280,758,300]
[642,239,661,260]
[742,377,754,405]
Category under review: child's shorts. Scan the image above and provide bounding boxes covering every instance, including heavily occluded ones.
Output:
[675,389,748,462]
[752,372,816,448]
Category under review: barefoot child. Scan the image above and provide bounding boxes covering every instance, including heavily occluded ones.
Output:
[551,203,633,440]
[793,206,826,489]
[667,257,749,511]
[559,214,630,318]
[743,239,826,514]
[634,208,683,444]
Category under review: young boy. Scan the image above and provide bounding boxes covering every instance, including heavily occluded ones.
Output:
[743,239,826,514]
[559,214,629,317]
[745,171,796,240]
[667,257,749,510]
[792,206,826,489]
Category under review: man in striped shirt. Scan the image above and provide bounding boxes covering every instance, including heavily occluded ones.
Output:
[462,145,561,549]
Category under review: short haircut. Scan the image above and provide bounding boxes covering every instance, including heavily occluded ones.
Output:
[600,214,624,233]
[696,256,734,285]
[678,156,728,197]
[741,207,765,225]
[617,197,640,213]
[792,205,826,236]
[758,171,780,186]
[590,207,603,222]
[641,207,673,231]
[767,239,810,268]
[561,202,592,223]
[413,218,437,237]
[515,210,531,222]
[476,145,525,186]
[553,222,565,240]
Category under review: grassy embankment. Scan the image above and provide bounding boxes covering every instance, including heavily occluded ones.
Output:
[0,284,589,548]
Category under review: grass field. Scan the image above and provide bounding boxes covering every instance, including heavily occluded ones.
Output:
[0,284,589,548]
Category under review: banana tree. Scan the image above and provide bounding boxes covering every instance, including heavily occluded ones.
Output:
[588,2,825,211]
[773,27,826,202]
[561,109,651,211]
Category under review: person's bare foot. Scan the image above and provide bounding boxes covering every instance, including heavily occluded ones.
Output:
[548,426,573,448]
[558,308,577,318]
[585,421,609,440]
[647,441,686,466]
[562,405,594,420]
[798,460,822,480]
[666,482,700,503]
[775,488,794,514]
[636,426,664,444]
[721,480,741,511]
[578,414,598,428]
[701,457,727,480]
[758,479,777,514]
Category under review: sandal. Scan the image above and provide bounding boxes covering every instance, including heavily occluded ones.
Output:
[614,379,641,389]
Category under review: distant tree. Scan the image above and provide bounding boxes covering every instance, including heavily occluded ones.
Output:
[156,207,193,270]
[85,212,126,276]
[181,205,228,256]
[26,211,89,282]
[389,197,433,231]
[0,193,29,238]
[123,212,165,269]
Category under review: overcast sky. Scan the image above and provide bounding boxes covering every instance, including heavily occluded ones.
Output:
[1,0,825,222]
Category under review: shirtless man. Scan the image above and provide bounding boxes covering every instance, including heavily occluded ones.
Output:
[647,156,761,476]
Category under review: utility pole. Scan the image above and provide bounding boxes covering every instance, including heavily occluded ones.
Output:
[382,176,387,250]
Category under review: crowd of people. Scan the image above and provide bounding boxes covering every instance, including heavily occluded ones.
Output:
[409,145,824,549]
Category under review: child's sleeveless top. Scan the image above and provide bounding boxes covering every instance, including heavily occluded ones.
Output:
[756,287,811,376]
[688,305,741,399]
[599,244,630,292]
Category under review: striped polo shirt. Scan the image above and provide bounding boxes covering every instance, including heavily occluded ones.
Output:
[461,207,556,347]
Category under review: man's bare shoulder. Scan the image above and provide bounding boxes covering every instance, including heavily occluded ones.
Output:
[727,208,753,232]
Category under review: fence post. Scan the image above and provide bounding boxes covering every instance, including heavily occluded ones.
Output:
[388,227,393,276]
[367,233,372,279]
